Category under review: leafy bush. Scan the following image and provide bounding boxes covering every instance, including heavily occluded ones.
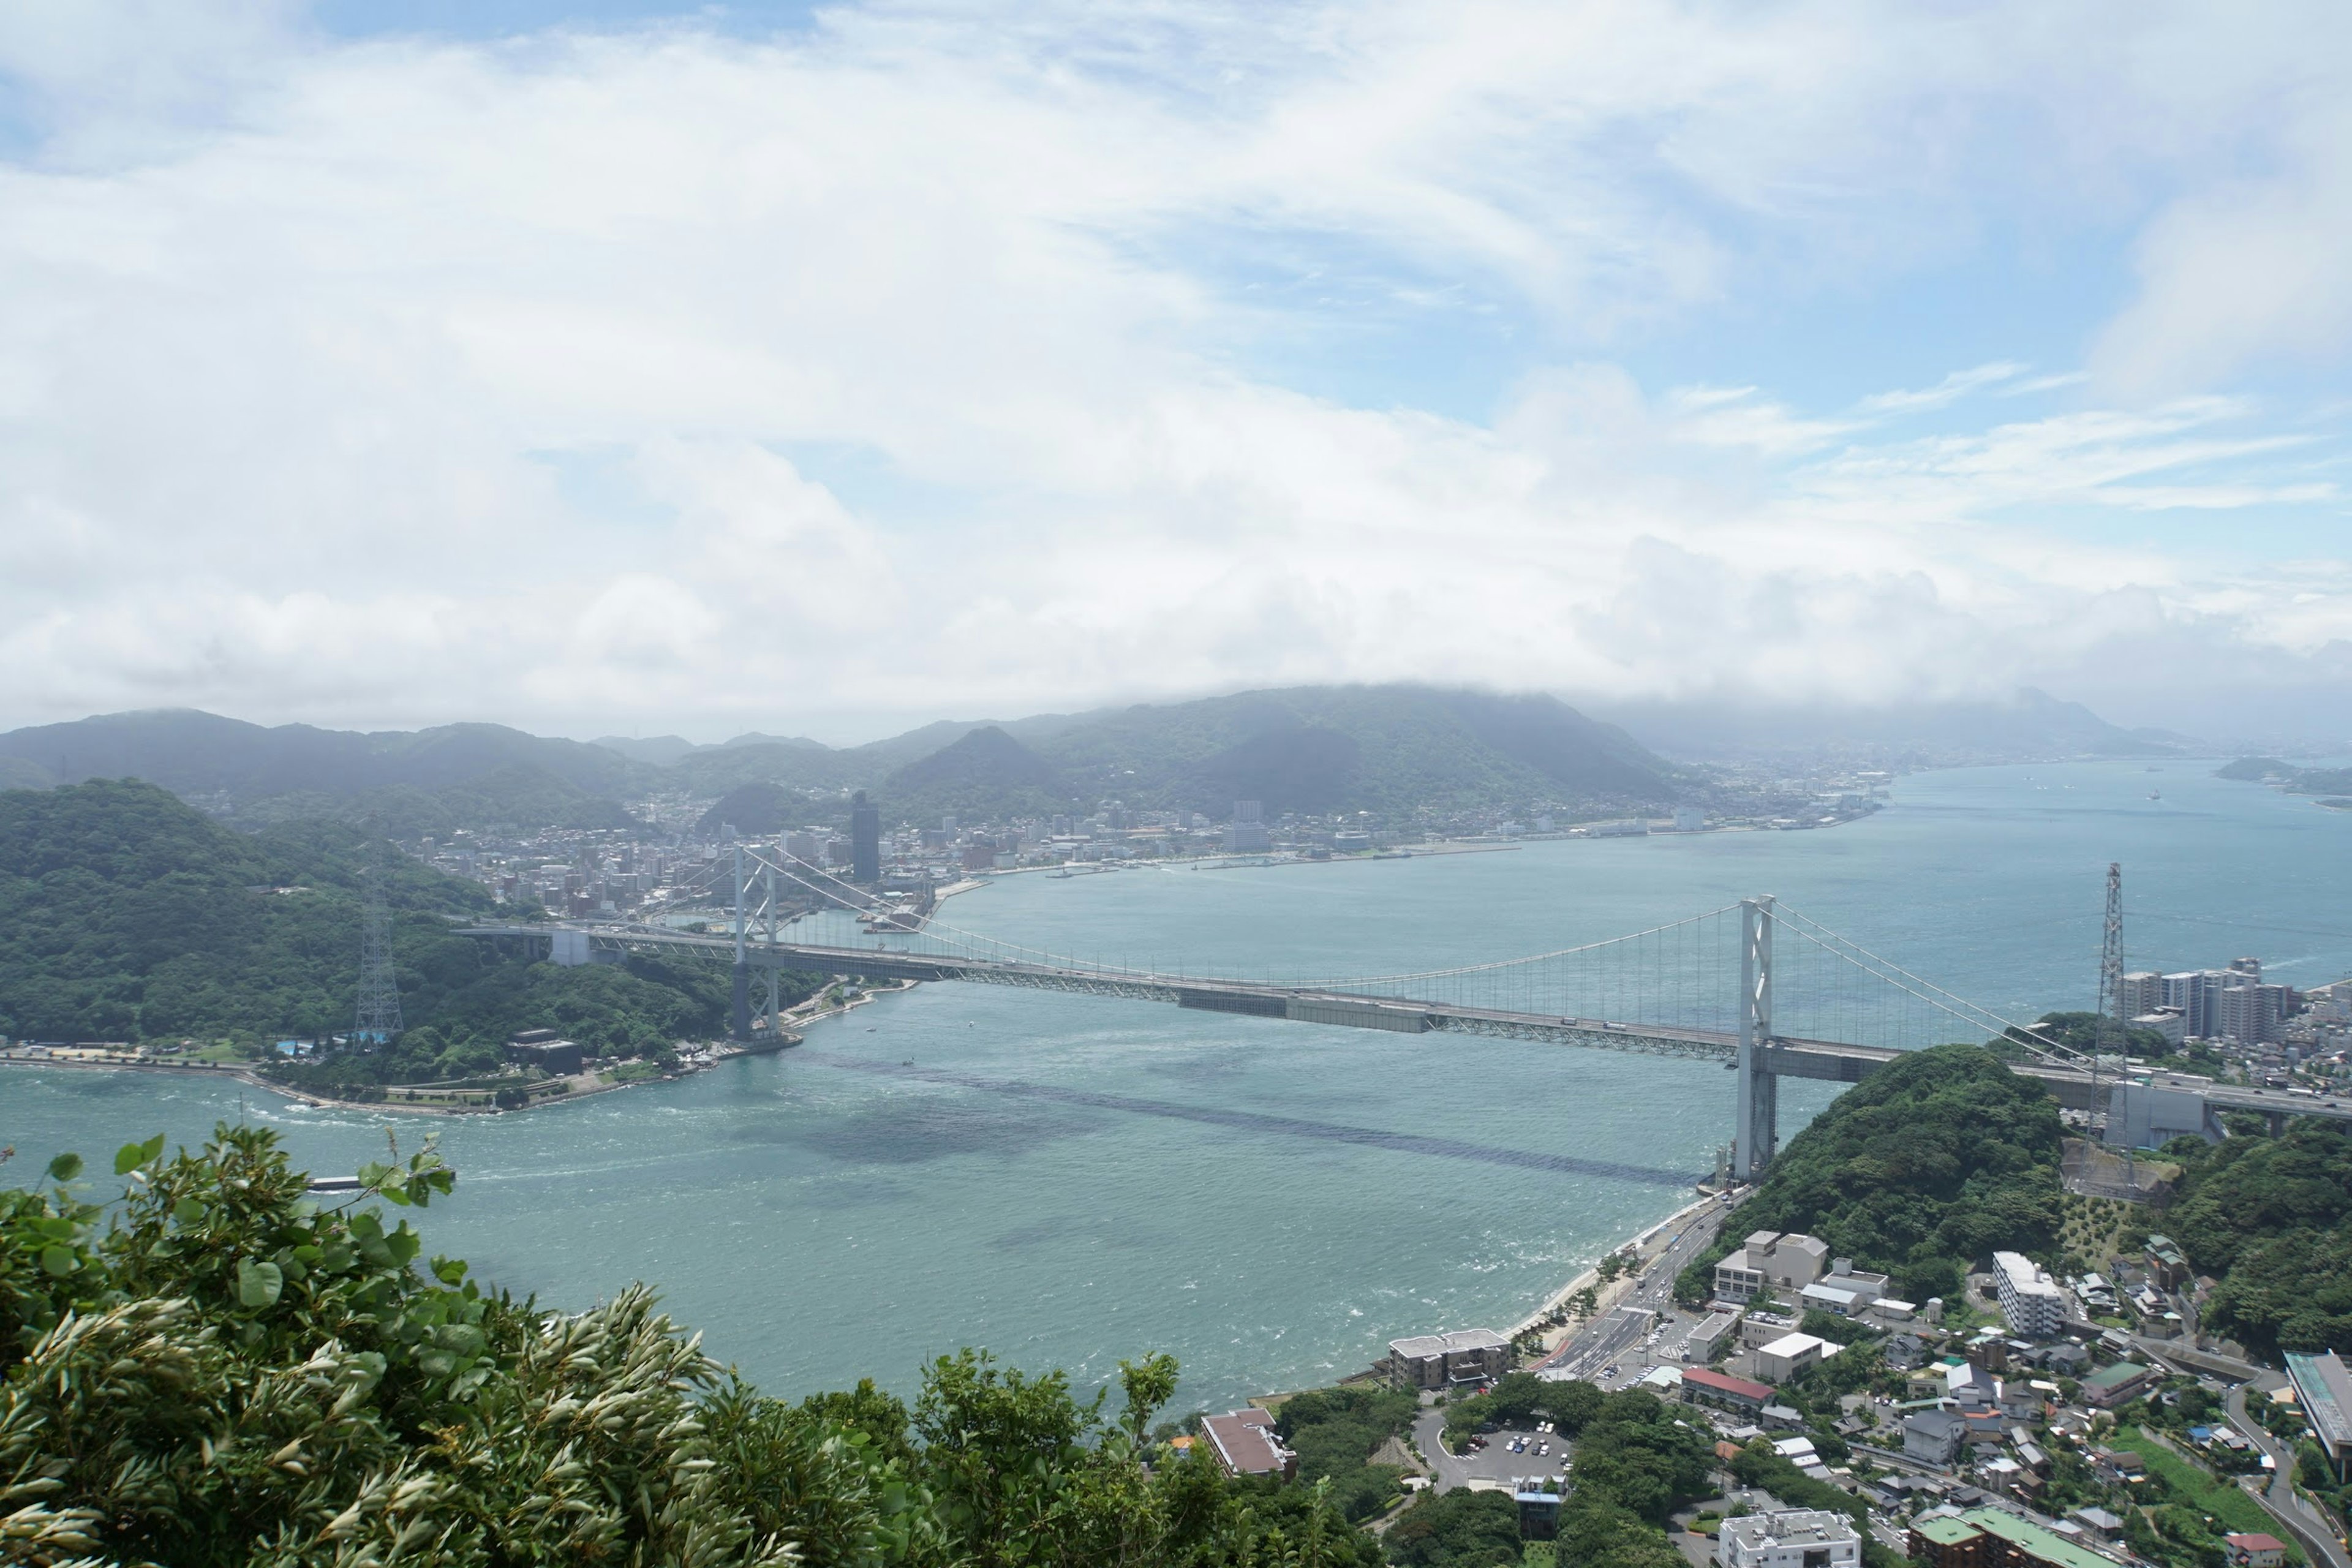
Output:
[1,1125,1382,1567]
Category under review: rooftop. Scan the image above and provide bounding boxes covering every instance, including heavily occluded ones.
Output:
[2288,1352,2352,1452]
[1684,1368,1773,1401]
[1389,1327,1507,1359]
[1956,1506,2118,1568]
[1722,1509,1856,1549]
[1199,1409,1291,1476]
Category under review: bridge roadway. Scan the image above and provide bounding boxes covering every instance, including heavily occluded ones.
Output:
[462,920,2142,1109]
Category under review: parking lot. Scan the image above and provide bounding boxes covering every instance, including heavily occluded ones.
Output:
[1446,1423,1570,1487]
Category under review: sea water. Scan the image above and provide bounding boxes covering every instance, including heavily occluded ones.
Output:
[4,760,2346,1411]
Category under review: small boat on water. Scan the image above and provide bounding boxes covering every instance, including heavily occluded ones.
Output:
[2149,791,2161,801]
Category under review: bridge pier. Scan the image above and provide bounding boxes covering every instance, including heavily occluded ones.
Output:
[1736,895,1777,1181]
[730,846,752,1042]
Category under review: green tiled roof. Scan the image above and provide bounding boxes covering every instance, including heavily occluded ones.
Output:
[1912,1515,1982,1545]
[1959,1507,2116,1568]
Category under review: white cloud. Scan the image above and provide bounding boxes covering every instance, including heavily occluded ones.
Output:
[0,1,2346,740]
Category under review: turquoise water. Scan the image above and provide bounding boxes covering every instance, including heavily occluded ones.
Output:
[6,761,2348,1410]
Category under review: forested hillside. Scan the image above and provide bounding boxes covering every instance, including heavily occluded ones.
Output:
[2163,1123,2352,1357]
[0,781,740,1065]
[1676,1044,2065,1305]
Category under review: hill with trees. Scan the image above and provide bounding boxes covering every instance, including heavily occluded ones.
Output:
[2161,1121,2352,1358]
[1676,1043,2066,1305]
[0,780,748,1069]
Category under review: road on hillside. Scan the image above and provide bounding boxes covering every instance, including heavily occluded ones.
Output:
[2225,1382,2351,1568]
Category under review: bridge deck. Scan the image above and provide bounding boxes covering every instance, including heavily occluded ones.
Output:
[459,921,2352,1125]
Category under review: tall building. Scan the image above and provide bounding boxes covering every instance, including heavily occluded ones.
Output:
[1992,1251,2065,1338]
[2217,982,2288,1046]
[850,793,881,883]
[2120,971,2164,1019]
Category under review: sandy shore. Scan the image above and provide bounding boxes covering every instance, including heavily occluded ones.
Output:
[1509,1193,1722,1351]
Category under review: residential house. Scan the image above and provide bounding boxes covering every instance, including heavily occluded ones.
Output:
[2225,1534,2288,1568]
[1904,1410,1965,1468]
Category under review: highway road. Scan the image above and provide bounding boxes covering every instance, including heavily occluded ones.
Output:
[1542,1194,1735,1387]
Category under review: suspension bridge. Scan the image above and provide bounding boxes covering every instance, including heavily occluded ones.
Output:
[460,845,2161,1180]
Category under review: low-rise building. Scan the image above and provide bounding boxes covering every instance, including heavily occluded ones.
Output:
[2286,1351,2352,1482]
[1683,1367,1773,1417]
[1716,1509,1861,1568]
[1909,1507,2125,1568]
[1715,1232,1831,1303]
[1387,1328,1509,1389]
[1740,1311,1803,1348]
[1756,1332,1839,1384]
[2225,1534,2288,1567]
[1686,1311,1742,1362]
[1514,1478,1564,1541]
[1904,1409,1965,1468]
[2079,1361,2154,1410]
[1199,1409,1295,1480]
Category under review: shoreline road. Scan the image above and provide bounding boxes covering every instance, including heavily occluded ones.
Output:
[1542,1196,1734,1387]
[2225,1382,2352,1568]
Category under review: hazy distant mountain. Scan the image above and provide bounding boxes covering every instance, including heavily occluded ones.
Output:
[693,781,804,838]
[0,686,1667,832]
[0,709,650,797]
[0,709,654,831]
[882,726,1066,823]
[591,734,701,766]
[1585,688,2195,764]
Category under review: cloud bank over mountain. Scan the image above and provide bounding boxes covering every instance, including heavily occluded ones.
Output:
[1,0,2347,743]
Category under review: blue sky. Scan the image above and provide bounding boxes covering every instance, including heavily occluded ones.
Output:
[0,0,2347,743]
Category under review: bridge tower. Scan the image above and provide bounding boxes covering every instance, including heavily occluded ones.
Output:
[1735,895,1776,1181]
[730,846,752,1041]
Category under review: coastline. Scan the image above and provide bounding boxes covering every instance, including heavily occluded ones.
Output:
[0,979,919,1120]
[1508,1193,1719,1349]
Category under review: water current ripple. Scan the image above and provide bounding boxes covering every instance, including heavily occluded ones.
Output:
[794,1052,1701,1188]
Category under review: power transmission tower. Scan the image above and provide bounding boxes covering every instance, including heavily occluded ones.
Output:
[355,867,404,1045]
[2095,861,2123,1118]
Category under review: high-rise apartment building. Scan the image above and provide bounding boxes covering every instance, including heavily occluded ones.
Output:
[851,793,881,883]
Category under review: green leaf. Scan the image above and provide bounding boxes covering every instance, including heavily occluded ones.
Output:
[173,1197,208,1228]
[114,1142,146,1175]
[45,1153,83,1183]
[237,1258,285,1308]
[39,1245,78,1277]
[140,1133,165,1166]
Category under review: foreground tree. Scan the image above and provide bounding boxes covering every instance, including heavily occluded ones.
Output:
[1,1126,1374,1567]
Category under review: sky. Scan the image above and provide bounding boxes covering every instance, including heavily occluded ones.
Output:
[2,1,2350,746]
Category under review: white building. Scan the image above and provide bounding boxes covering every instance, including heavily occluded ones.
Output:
[1714,1232,1831,1303]
[1755,1332,1839,1384]
[1992,1251,2066,1339]
[1716,1509,1862,1568]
